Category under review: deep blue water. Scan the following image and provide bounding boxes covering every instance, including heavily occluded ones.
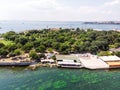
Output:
[0,21,120,33]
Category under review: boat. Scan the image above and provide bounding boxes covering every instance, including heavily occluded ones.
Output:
[57,59,83,68]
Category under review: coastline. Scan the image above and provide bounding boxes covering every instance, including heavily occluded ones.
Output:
[1,53,120,70]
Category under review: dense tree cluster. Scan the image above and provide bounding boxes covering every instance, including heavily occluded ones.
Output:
[0,28,120,58]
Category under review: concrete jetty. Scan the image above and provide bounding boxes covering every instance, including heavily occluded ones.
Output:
[80,58,109,69]
[77,54,109,69]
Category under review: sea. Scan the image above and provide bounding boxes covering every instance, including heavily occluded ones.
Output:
[0,21,120,33]
[0,67,120,90]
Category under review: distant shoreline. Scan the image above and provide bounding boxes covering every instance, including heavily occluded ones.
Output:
[84,21,120,25]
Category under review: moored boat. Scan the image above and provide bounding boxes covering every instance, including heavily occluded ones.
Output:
[57,59,83,68]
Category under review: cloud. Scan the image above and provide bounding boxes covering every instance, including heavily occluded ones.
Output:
[0,0,120,21]
[0,0,63,20]
[26,0,62,11]
[100,0,120,19]
[74,0,120,21]
[104,0,120,6]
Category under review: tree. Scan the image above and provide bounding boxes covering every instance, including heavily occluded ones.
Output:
[47,48,53,53]
[91,40,109,51]
[9,52,16,57]
[16,43,22,48]
[35,45,46,53]
[1,28,120,56]
[52,42,60,50]
[14,49,22,56]
[16,37,28,45]
[3,31,16,41]
[89,46,98,54]
[52,55,56,60]
[9,49,22,57]
[0,48,8,57]
[114,52,120,57]
[5,44,17,52]
[29,50,39,60]
[0,43,5,48]
[72,42,85,53]
[114,43,120,48]
[98,51,112,56]
[57,36,65,43]
[22,43,33,52]
[39,53,46,59]
[33,40,41,47]
[76,27,80,31]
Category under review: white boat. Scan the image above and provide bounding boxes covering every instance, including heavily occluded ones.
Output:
[57,59,82,68]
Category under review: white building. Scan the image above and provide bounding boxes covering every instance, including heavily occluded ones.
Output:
[99,56,120,68]
[99,56,120,62]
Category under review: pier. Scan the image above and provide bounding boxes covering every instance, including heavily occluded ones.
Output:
[77,54,109,69]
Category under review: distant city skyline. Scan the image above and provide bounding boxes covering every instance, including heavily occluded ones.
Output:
[0,0,120,21]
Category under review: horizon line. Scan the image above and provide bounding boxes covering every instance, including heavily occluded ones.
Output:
[0,20,120,22]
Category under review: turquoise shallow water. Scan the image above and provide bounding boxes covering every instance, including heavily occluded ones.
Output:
[0,67,120,90]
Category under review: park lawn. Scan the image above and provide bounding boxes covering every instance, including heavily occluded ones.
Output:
[0,40,15,45]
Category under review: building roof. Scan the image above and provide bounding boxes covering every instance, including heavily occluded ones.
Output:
[99,56,120,62]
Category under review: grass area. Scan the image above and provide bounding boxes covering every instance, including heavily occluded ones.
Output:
[56,55,79,60]
[0,40,15,45]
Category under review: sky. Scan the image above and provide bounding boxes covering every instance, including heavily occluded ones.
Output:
[0,0,120,21]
